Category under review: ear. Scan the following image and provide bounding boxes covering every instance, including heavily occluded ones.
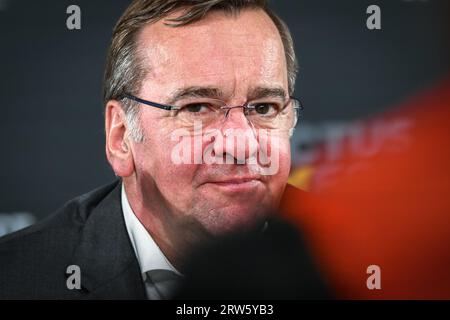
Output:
[105,100,135,177]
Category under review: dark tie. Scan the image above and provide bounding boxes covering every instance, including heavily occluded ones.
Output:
[145,269,183,300]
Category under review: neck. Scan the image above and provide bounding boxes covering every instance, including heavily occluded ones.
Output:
[122,177,210,272]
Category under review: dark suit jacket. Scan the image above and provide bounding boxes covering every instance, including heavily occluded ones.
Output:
[0,180,147,299]
[0,180,328,300]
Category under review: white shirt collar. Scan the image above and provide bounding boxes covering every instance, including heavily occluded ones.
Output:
[121,183,181,281]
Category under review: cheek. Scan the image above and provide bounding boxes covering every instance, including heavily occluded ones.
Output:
[258,132,291,178]
[271,138,291,183]
[133,133,198,195]
[278,138,292,168]
[264,139,291,206]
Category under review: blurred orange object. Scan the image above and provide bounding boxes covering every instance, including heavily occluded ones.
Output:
[281,76,450,299]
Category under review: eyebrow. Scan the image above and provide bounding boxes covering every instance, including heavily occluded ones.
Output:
[247,86,288,102]
[166,85,288,105]
[167,86,224,105]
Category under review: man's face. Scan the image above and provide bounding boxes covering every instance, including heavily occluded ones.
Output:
[130,9,292,235]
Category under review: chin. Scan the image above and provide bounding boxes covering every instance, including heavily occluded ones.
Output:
[197,204,269,236]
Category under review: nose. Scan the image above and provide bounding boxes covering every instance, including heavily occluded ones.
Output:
[213,107,259,164]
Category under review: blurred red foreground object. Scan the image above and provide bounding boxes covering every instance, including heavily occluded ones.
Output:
[281,76,450,299]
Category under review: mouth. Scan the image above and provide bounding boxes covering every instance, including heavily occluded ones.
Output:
[202,177,263,192]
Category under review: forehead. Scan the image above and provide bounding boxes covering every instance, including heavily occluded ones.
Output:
[136,8,287,98]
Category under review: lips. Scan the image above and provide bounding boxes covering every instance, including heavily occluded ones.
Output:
[208,177,261,184]
[202,176,263,192]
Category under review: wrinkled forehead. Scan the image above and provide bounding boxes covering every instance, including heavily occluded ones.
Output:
[135,8,288,99]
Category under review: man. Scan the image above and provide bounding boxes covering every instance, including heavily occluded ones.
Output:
[0,0,304,299]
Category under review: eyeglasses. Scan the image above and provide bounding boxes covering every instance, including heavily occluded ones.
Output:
[119,93,303,132]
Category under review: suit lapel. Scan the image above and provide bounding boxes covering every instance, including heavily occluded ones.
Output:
[71,180,147,299]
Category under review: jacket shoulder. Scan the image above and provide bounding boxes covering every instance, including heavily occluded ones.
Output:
[0,180,120,244]
[0,180,120,299]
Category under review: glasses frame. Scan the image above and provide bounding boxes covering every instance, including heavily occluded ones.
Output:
[119,92,304,127]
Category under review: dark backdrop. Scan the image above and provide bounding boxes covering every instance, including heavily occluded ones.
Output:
[0,0,449,224]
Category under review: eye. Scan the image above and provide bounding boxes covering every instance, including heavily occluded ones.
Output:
[252,103,280,116]
[181,103,211,113]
